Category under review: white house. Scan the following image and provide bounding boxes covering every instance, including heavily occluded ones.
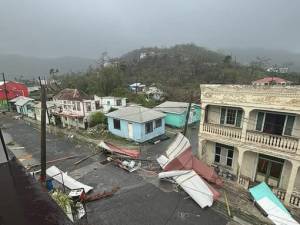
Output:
[129,83,146,93]
[93,96,127,113]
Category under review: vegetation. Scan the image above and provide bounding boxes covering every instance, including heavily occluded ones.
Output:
[58,44,300,103]
[89,111,106,127]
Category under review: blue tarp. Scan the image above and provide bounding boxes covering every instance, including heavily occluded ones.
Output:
[249,182,289,214]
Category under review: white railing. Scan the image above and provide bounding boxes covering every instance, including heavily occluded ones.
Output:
[246,130,299,153]
[202,123,242,140]
[290,192,300,208]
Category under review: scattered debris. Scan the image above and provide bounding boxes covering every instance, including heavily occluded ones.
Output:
[249,182,299,225]
[83,187,120,202]
[148,134,169,144]
[99,141,140,159]
[27,155,78,170]
[111,157,141,172]
[157,132,223,186]
[158,170,214,208]
[46,166,93,193]
[73,151,102,166]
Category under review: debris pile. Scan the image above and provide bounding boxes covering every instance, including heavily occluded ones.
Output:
[157,133,223,208]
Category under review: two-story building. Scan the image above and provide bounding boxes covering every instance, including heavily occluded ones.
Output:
[198,84,300,208]
[52,89,100,129]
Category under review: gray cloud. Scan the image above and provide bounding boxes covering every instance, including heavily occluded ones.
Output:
[0,0,299,58]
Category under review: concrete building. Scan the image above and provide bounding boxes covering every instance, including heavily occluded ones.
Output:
[198,84,300,208]
[106,106,165,142]
[94,96,127,113]
[155,101,201,128]
[15,97,35,116]
[252,77,292,86]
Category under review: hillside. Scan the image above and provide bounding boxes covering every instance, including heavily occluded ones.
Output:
[60,44,297,101]
[0,54,95,80]
[224,48,300,72]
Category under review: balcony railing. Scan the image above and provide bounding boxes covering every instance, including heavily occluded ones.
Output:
[202,123,242,140]
[246,130,299,153]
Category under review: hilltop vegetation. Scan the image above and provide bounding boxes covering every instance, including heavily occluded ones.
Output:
[58,44,300,102]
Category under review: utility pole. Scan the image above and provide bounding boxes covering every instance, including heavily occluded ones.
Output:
[183,92,193,136]
[0,128,9,161]
[39,77,47,183]
[2,73,9,111]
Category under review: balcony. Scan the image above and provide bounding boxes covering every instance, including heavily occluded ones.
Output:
[246,130,299,153]
[202,123,242,140]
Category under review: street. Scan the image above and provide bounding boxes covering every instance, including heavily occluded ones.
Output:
[0,114,228,225]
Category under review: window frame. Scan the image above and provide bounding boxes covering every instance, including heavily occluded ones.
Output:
[220,107,242,127]
[113,119,121,130]
[145,121,153,134]
[214,143,234,168]
[155,118,162,128]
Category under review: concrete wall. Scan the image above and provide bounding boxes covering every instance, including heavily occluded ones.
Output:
[280,161,292,190]
[206,105,221,124]
[240,151,258,180]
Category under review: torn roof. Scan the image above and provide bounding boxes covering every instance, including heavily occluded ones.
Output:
[53,88,92,101]
[106,106,165,123]
[15,97,34,106]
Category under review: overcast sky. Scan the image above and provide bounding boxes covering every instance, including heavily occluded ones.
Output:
[0,0,299,58]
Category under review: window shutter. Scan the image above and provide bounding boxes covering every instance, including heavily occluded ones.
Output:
[256,112,264,131]
[236,110,243,127]
[220,108,226,124]
[284,115,295,136]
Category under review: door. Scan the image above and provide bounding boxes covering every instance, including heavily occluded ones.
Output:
[263,113,285,135]
[255,154,284,187]
[128,123,133,139]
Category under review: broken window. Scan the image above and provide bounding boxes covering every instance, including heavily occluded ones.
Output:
[86,102,91,112]
[113,119,121,130]
[77,102,81,111]
[214,143,234,167]
[145,121,153,134]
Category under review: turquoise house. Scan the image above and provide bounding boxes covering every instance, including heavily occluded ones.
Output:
[106,106,166,143]
[155,101,201,128]
[15,97,35,116]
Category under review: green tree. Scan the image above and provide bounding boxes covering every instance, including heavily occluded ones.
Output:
[89,111,106,127]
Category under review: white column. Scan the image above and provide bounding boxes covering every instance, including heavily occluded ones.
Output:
[241,108,251,142]
[284,162,299,205]
[199,103,207,134]
[198,139,205,160]
[237,149,245,177]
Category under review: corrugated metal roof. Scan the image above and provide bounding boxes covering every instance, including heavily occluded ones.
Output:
[155,101,189,114]
[15,97,34,106]
[106,106,165,123]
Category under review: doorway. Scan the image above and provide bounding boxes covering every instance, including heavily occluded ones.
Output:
[128,123,133,139]
[255,154,284,187]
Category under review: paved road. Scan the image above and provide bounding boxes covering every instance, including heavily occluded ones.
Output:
[0,115,228,225]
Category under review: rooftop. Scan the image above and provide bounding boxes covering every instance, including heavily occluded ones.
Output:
[155,101,194,114]
[54,88,91,101]
[15,97,34,106]
[106,106,165,123]
[252,76,292,84]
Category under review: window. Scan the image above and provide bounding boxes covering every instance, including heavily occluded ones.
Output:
[145,121,153,134]
[107,101,111,106]
[116,99,121,106]
[86,102,91,112]
[255,112,295,136]
[214,143,234,167]
[220,107,243,127]
[113,119,121,130]
[95,101,100,110]
[72,101,76,110]
[155,119,162,128]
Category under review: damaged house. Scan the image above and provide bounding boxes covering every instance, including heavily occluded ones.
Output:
[198,84,300,209]
[52,88,101,129]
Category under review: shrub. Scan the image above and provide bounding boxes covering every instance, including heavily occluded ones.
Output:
[89,111,106,127]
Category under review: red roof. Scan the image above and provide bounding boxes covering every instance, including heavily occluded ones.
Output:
[253,77,291,84]
[0,81,29,100]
